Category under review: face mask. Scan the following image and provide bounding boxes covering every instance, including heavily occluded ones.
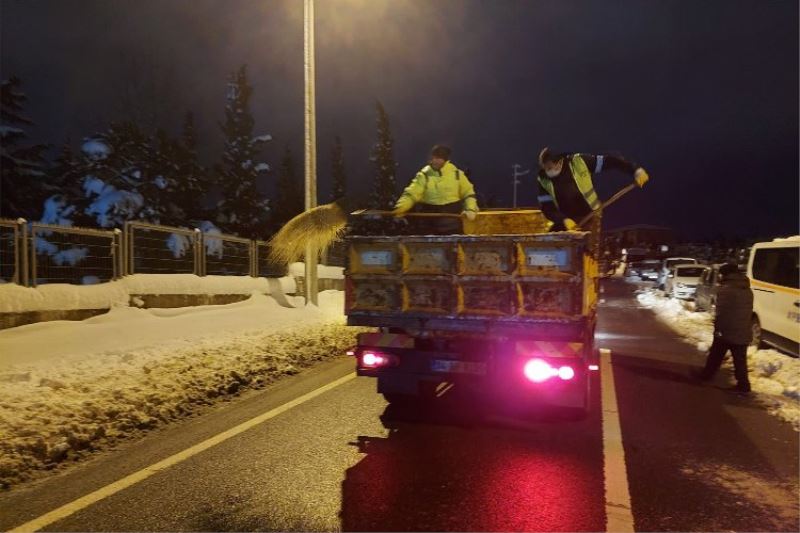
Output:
[545,167,561,178]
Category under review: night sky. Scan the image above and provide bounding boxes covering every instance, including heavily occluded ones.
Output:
[2,0,798,240]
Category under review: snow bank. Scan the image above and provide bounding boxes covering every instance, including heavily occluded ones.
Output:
[0,274,296,313]
[636,288,800,429]
[289,262,344,280]
[0,291,361,488]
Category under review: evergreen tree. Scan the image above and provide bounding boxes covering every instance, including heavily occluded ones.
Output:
[272,146,304,231]
[330,135,347,202]
[215,65,271,238]
[0,76,50,219]
[77,121,149,228]
[44,139,93,226]
[174,111,209,222]
[369,101,397,209]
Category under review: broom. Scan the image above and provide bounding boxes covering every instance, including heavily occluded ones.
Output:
[268,198,356,265]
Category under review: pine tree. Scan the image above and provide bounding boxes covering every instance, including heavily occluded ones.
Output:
[330,135,347,202]
[369,101,397,209]
[272,146,304,231]
[0,76,50,219]
[175,111,209,223]
[215,65,271,238]
[43,139,93,226]
[78,121,149,228]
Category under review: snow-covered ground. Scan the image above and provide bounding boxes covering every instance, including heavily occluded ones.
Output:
[0,290,364,488]
[0,274,297,313]
[635,288,799,430]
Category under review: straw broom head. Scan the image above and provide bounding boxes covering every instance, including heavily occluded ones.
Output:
[268,202,348,265]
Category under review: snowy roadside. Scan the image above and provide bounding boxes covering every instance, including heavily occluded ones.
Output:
[635,287,799,430]
[0,290,365,489]
[0,274,297,313]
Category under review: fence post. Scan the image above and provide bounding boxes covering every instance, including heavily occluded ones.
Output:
[29,223,37,288]
[250,241,257,277]
[124,221,133,276]
[16,218,28,286]
[112,228,122,279]
[194,228,204,276]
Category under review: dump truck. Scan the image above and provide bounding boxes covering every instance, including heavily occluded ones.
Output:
[344,209,599,416]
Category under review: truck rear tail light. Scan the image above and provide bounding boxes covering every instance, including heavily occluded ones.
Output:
[557,366,575,380]
[360,351,396,369]
[523,359,576,382]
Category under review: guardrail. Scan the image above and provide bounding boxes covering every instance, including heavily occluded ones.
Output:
[0,218,28,285]
[0,218,310,286]
[29,223,121,287]
[125,221,201,276]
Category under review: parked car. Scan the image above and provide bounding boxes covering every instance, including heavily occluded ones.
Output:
[695,263,724,311]
[665,264,708,299]
[747,237,800,356]
[625,259,662,282]
[658,257,698,289]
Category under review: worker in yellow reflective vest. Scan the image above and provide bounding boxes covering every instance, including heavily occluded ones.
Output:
[537,147,650,231]
[393,145,479,219]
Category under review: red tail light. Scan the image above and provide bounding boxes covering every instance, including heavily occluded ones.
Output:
[523,358,576,382]
[359,351,397,369]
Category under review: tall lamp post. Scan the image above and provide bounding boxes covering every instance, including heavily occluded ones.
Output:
[512,164,530,208]
[303,0,318,305]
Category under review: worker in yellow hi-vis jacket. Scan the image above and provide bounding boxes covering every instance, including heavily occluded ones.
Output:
[393,145,479,222]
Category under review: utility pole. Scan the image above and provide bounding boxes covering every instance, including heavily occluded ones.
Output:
[512,164,530,208]
[303,0,318,305]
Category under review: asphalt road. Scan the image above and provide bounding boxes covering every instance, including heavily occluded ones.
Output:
[1,279,797,532]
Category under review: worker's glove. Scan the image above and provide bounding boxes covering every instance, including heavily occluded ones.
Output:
[563,218,578,231]
[634,168,650,188]
[462,210,477,222]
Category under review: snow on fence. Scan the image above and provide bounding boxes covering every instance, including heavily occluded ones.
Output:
[204,233,252,276]
[125,221,201,276]
[0,218,27,285]
[30,223,120,287]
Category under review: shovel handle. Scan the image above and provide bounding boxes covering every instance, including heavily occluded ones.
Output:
[577,182,639,228]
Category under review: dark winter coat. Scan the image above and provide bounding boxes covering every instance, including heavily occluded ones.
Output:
[713,271,753,345]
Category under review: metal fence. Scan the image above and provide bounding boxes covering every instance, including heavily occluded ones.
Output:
[0,218,27,285]
[204,233,252,276]
[0,218,317,286]
[30,223,120,286]
[125,221,201,276]
[254,241,289,278]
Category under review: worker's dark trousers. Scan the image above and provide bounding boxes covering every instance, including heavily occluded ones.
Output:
[701,337,751,391]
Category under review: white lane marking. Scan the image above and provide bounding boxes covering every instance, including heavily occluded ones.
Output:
[601,348,635,532]
[9,372,357,533]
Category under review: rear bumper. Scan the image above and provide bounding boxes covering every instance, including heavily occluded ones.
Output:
[355,348,590,408]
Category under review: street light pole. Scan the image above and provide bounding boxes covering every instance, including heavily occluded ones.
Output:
[512,164,530,208]
[303,0,318,305]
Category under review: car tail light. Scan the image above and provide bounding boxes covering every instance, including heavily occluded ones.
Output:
[523,358,576,382]
[558,366,575,380]
[359,351,396,369]
[588,364,599,371]
[524,359,554,382]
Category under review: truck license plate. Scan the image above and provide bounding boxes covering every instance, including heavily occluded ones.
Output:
[431,359,486,375]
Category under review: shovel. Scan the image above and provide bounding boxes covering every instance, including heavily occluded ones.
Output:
[577,182,639,228]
